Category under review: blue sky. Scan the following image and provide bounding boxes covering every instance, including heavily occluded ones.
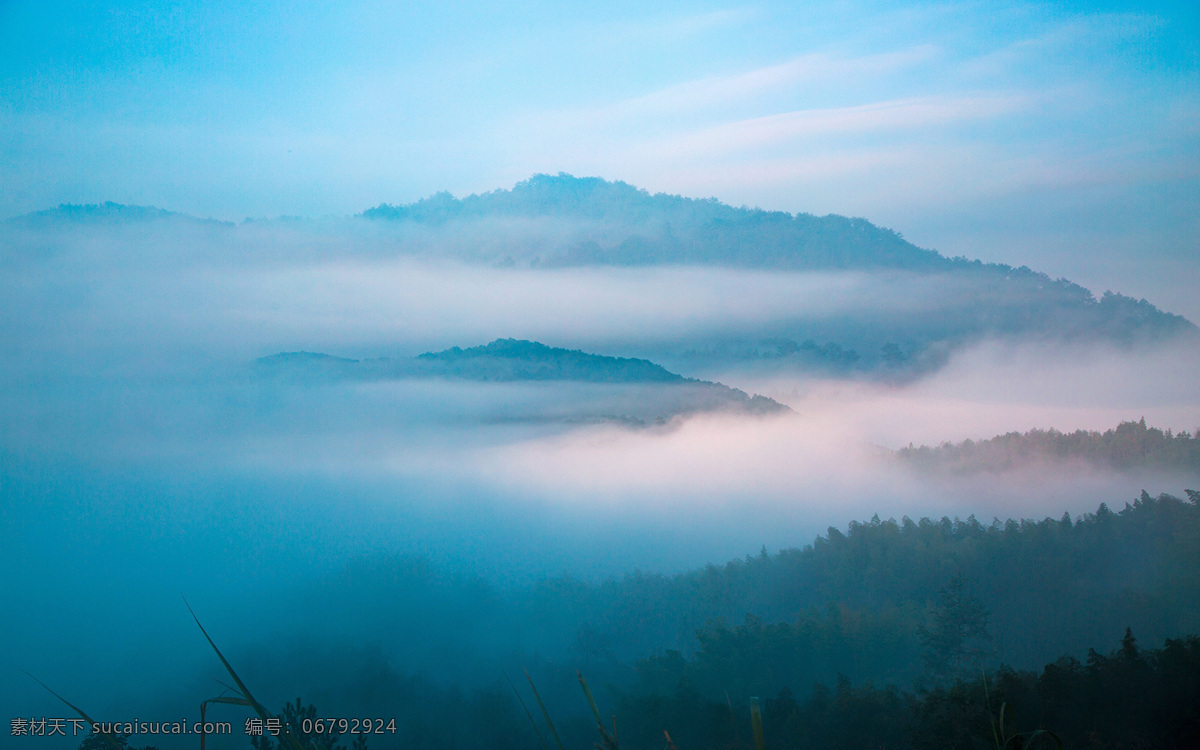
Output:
[2,0,1197,313]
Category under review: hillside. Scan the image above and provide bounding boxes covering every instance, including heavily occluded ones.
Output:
[360,174,1195,365]
[257,339,788,421]
[362,173,945,272]
[246,492,1200,749]
[6,200,233,227]
[897,418,1200,475]
[413,338,686,383]
[9,177,1195,375]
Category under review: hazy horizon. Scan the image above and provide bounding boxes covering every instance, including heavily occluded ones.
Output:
[3,0,1197,321]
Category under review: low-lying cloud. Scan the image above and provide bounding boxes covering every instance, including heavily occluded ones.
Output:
[2,217,1197,747]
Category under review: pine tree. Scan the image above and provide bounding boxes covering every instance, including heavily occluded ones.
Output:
[918,574,993,682]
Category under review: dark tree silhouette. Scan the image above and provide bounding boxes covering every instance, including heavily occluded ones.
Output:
[918,574,993,682]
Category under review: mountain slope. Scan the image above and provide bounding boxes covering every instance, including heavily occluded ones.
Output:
[257,339,789,423]
[362,173,948,272]
[896,419,1200,475]
[9,177,1194,374]
[360,174,1195,361]
[6,201,233,227]
[414,338,686,383]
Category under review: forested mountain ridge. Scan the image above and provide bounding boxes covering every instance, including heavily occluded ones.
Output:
[360,173,1195,355]
[598,492,1200,749]
[897,418,1200,475]
[9,178,1195,375]
[302,491,1200,692]
[261,338,696,384]
[362,173,944,271]
[257,338,788,418]
[414,338,685,383]
[507,492,1200,686]
[612,629,1200,750]
[5,200,233,227]
[254,492,1200,749]
[359,172,1178,308]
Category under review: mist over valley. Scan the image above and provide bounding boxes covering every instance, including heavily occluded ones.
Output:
[3,176,1198,749]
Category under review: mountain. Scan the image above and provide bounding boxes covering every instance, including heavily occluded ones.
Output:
[896,419,1200,476]
[6,201,233,227]
[257,339,788,423]
[359,174,1195,368]
[9,177,1194,374]
[363,173,946,272]
[413,338,686,383]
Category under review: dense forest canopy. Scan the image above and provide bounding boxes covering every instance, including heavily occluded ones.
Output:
[501,491,1200,682]
[897,418,1200,475]
[81,491,1199,749]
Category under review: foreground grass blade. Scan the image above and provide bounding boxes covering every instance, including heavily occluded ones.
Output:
[503,671,549,750]
[749,697,764,750]
[201,695,252,750]
[578,670,617,749]
[23,671,124,750]
[725,691,744,750]
[578,670,603,726]
[184,598,307,750]
[205,696,252,707]
[981,672,1064,750]
[524,669,566,750]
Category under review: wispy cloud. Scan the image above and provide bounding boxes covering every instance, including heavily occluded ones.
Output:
[645,92,1031,159]
[521,46,943,135]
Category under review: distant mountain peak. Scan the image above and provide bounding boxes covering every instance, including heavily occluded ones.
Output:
[256,338,790,421]
[417,338,685,383]
[11,177,1193,348]
[258,351,359,365]
[360,173,942,271]
[7,201,233,227]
